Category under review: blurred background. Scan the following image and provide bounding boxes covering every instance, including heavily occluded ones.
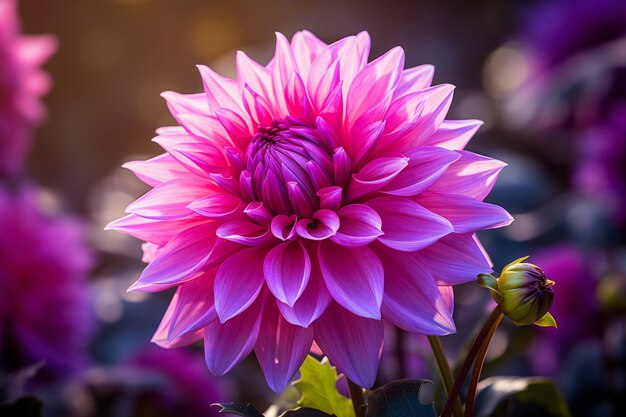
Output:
[2,0,625,416]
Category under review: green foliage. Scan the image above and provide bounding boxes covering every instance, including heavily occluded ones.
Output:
[293,356,354,417]
[365,379,436,417]
[474,377,572,417]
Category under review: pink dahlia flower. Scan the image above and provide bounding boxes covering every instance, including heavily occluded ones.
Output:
[0,0,56,177]
[0,185,93,379]
[108,31,512,392]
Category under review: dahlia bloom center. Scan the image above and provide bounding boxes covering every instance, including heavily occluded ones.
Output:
[245,117,333,218]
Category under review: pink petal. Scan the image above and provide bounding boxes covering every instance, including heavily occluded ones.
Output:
[318,241,383,319]
[196,64,243,113]
[129,224,217,292]
[295,209,340,240]
[429,150,506,200]
[166,270,219,342]
[242,84,274,126]
[314,302,383,388]
[290,30,327,76]
[366,196,453,251]
[236,51,273,105]
[346,156,409,201]
[215,107,253,149]
[264,241,311,306]
[375,244,456,335]
[394,64,435,98]
[244,202,273,225]
[331,204,383,247]
[425,119,483,150]
[161,91,209,123]
[346,47,404,125]
[380,147,460,196]
[271,32,299,116]
[214,247,267,322]
[333,147,351,188]
[105,213,205,246]
[417,233,493,285]
[126,180,209,220]
[277,244,332,327]
[153,290,205,349]
[255,302,314,393]
[271,214,298,241]
[216,220,274,246]
[123,154,190,187]
[204,292,266,375]
[187,193,243,218]
[317,186,343,211]
[416,192,513,233]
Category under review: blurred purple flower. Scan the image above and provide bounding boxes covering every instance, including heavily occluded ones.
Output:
[527,245,600,376]
[504,0,626,131]
[126,346,226,417]
[575,107,626,224]
[0,185,93,380]
[0,0,56,178]
[108,30,512,392]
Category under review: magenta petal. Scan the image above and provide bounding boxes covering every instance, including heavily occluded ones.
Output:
[271,215,298,241]
[417,192,513,233]
[152,290,204,349]
[161,91,209,122]
[196,64,242,113]
[346,156,409,200]
[255,302,314,393]
[318,241,383,319]
[187,193,242,218]
[417,233,492,285]
[430,151,507,200]
[126,180,209,220]
[216,220,274,246]
[317,186,343,211]
[214,247,267,322]
[375,244,456,335]
[129,224,217,292]
[333,147,351,188]
[277,245,332,327]
[204,293,266,375]
[166,270,219,342]
[331,204,383,247]
[314,302,383,388]
[295,209,340,240]
[264,241,311,306]
[366,196,453,251]
[426,119,483,150]
[380,147,461,197]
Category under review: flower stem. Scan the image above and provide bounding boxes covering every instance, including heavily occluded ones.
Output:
[347,378,366,417]
[441,305,503,417]
[464,313,503,417]
[427,336,463,417]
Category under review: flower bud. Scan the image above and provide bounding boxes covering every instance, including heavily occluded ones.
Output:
[478,257,557,327]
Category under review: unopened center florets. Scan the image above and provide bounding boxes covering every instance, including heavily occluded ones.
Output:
[243,118,334,217]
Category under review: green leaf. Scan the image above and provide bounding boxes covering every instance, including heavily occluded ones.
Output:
[211,402,265,417]
[534,312,557,328]
[280,407,335,417]
[474,377,572,417]
[365,379,436,417]
[293,355,354,417]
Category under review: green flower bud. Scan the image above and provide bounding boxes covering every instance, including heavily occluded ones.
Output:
[478,257,557,327]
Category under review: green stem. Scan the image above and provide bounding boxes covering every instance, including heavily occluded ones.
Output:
[464,314,503,417]
[347,378,365,417]
[427,336,463,417]
[441,305,503,417]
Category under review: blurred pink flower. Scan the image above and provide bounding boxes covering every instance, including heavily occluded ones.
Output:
[528,245,600,376]
[0,185,93,379]
[108,31,512,392]
[127,346,226,417]
[0,0,56,177]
